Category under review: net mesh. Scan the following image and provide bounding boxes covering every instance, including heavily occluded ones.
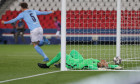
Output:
[121,0,140,70]
[65,0,140,70]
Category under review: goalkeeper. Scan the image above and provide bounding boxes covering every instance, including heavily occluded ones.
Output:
[38,50,121,70]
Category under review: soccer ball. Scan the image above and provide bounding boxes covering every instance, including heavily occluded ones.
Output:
[113,57,122,65]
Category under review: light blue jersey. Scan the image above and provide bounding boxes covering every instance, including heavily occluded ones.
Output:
[4,10,52,31]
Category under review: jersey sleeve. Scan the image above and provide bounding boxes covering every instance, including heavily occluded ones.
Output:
[35,10,53,15]
[4,13,24,24]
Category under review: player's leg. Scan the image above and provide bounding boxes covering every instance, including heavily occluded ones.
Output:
[31,28,49,62]
[54,53,82,69]
[38,37,50,46]
[33,42,49,62]
[53,50,84,69]
[38,28,50,46]
[69,50,84,62]
[108,64,119,69]
[38,52,61,68]
[47,52,61,66]
[38,52,80,69]
[108,64,122,70]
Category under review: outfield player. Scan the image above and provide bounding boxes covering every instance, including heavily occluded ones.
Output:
[38,50,122,70]
[54,17,61,39]
[1,2,54,62]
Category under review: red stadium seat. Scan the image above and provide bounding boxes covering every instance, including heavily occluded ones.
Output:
[80,14,83,19]
[80,10,84,14]
[88,23,93,28]
[93,18,97,22]
[87,19,93,23]
[74,10,80,14]
[75,19,80,23]
[100,23,105,29]
[80,19,84,23]
[105,23,109,28]
[80,23,84,28]
[87,10,92,15]
[67,18,70,23]
[0,24,5,29]
[96,23,100,28]
[0,10,139,30]
[70,14,75,18]
[67,14,70,18]
[70,23,75,28]
[70,19,75,23]
[75,14,80,19]
[93,23,97,28]
[83,15,88,19]
[75,23,80,28]
[84,24,88,28]
[66,23,70,28]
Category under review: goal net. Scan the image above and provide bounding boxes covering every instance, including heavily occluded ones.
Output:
[121,0,140,70]
[61,0,140,71]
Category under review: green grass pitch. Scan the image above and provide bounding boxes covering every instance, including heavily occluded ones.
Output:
[0,45,140,84]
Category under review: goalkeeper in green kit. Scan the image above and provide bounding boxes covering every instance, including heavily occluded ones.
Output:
[38,50,122,70]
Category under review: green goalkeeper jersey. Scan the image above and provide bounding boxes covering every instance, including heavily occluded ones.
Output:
[66,50,100,70]
[46,50,119,70]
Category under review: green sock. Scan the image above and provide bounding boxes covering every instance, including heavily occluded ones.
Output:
[108,64,119,69]
[46,52,61,66]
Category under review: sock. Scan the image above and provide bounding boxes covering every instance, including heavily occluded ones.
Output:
[38,40,44,46]
[108,64,119,69]
[43,37,50,44]
[34,45,48,58]
[47,52,61,66]
[45,38,49,43]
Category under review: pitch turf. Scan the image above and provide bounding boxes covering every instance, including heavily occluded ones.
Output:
[0,45,140,84]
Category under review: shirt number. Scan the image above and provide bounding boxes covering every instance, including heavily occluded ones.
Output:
[30,13,36,22]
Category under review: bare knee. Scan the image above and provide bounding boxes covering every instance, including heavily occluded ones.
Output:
[32,41,39,47]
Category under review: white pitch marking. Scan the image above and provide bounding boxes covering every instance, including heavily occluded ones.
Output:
[0,71,61,84]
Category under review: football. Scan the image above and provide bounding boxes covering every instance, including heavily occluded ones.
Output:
[113,57,122,65]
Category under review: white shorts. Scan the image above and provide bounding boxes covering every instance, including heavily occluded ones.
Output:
[30,27,43,42]
[56,31,60,36]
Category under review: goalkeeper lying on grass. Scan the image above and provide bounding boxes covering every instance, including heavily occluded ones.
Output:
[38,50,122,70]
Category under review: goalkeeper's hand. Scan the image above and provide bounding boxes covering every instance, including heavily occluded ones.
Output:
[98,60,108,68]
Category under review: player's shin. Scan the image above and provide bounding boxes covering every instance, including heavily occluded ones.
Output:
[108,64,119,69]
[34,45,49,60]
[47,52,61,66]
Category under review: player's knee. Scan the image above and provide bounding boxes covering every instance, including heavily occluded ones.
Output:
[32,43,36,47]
[32,42,39,47]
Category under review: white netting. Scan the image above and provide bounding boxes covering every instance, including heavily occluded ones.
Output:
[121,0,140,70]
[65,0,140,70]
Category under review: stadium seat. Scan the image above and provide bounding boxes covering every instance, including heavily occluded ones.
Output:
[102,6,108,10]
[24,0,29,2]
[96,6,101,10]
[30,0,36,2]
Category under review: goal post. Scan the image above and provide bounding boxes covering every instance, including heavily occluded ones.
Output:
[116,0,121,58]
[61,0,67,71]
